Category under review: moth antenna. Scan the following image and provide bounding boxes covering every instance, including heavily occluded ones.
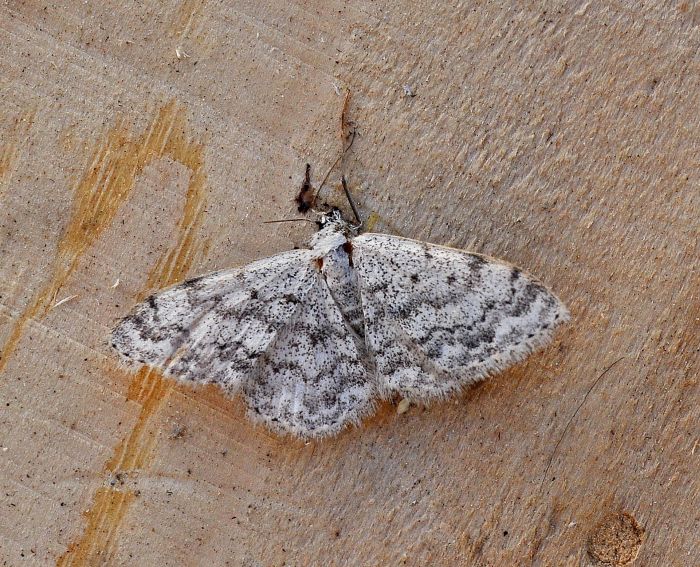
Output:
[341,176,363,229]
[263,218,316,225]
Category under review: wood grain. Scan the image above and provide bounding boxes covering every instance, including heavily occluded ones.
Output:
[1,2,697,565]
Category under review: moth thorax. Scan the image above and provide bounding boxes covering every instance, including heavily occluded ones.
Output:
[309,223,349,251]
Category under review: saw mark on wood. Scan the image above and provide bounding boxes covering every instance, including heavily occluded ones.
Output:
[0,108,36,189]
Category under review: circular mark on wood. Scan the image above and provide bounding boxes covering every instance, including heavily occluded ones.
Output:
[588,512,644,566]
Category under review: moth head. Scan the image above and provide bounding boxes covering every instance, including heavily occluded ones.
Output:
[312,177,362,235]
[317,207,346,229]
[309,208,357,250]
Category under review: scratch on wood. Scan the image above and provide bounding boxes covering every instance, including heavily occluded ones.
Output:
[171,0,206,38]
[539,356,626,493]
[0,109,35,188]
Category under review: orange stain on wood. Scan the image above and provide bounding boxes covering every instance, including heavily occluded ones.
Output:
[56,489,135,567]
[0,101,205,373]
[107,367,172,471]
[52,101,208,566]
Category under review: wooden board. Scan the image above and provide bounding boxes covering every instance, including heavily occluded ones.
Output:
[1,2,698,565]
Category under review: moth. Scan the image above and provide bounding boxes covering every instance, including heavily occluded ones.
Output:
[111,204,568,438]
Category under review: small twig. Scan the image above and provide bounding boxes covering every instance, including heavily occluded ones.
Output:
[312,89,357,206]
[340,90,352,141]
[539,356,626,493]
[313,128,356,204]
[51,294,78,310]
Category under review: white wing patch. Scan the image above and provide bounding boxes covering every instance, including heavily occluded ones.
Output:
[243,269,374,438]
[112,250,320,394]
[112,215,569,438]
[352,234,569,400]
